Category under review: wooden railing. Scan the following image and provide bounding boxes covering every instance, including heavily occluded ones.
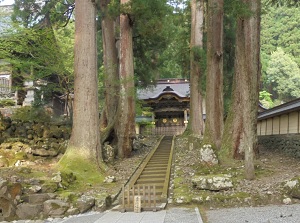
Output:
[141,126,186,136]
[121,184,159,212]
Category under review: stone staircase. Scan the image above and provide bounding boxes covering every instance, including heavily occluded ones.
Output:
[120,136,174,211]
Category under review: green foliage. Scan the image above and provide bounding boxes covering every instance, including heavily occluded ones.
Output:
[12,0,75,28]
[224,0,254,18]
[259,90,273,108]
[261,6,300,66]
[0,99,15,107]
[263,0,300,7]
[261,5,300,102]
[266,48,300,102]
[12,106,51,122]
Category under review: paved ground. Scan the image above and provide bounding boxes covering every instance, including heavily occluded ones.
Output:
[9,204,300,223]
[9,207,203,223]
[205,204,300,223]
[54,207,202,223]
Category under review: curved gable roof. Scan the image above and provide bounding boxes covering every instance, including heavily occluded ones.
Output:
[137,80,190,100]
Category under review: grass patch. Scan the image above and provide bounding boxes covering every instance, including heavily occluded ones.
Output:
[57,153,106,193]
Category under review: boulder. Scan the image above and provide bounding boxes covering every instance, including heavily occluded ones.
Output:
[104,176,116,183]
[32,148,58,157]
[16,203,43,220]
[66,207,80,216]
[0,180,17,220]
[0,142,12,150]
[41,181,58,193]
[26,193,56,204]
[283,178,300,199]
[192,174,233,191]
[0,197,16,220]
[199,144,218,165]
[76,195,95,213]
[43,199,69,217]
[103,143,115,163]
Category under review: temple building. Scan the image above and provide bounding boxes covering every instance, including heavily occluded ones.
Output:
[137,79,191,136]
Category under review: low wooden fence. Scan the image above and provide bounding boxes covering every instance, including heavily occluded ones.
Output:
[140,126,186,136]
[121,184,159,212]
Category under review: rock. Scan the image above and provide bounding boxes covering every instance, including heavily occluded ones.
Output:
[49,125,63,139]
[41,182,58,193]
[0,143,12,150]
[199,144,218,165]
[26,193,55,204]
[0,180,17,220]
[76,195,95,213]
[66,207,80,216]
[8,183,22,199]
[28,185,42,193]
[192,196,204,203]
[283,178,300,199]
[32,148,58,157]
[43,199,69,217]
[283,197,292,205]
[192,174,233,191]
[16,203,43,220]
[175,196,185,204]
[52,172,62,183]
[103,143,115,163]
[104,176,116,183]
[0,197,16,220]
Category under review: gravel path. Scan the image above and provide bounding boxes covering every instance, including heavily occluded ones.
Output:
[206,204,300,223]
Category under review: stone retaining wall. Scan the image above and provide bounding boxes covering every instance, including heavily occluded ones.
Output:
[258,134,300,158]
[0,116,71,160]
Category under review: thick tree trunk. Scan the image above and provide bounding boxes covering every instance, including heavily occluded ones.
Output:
[62,0,101,164]
[99,0,119,144]
[204,0,224,149]
[221,0,261,180]
[116,0,136,158]
[187,0,204,136]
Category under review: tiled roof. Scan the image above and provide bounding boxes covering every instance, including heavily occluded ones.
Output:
[137,80,190,100]
[258,98,300,120]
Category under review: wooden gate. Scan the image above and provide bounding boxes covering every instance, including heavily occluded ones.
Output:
[121,184,161,212]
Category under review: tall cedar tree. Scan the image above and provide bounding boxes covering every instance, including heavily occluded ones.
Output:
[99,0,119,145]
[116,0,136,158]
[60,0,101,166]
[221,0,261,180]
[187,0,204,136]
[203,0,224,149]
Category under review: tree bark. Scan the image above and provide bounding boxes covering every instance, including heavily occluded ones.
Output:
[116,0,136,158]
[221,0,261,180]
[99,0,119,144]
[187,0,204,136]
[61,0,101,164]
[204,0,224,149]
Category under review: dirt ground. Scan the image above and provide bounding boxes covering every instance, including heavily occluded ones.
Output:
[173,136,300,207]
[1,136,300,207]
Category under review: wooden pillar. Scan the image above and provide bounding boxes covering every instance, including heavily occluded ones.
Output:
[184,110,188,127]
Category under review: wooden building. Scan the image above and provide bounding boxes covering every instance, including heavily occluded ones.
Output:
[137,79,190,136]
[257,98,300,136]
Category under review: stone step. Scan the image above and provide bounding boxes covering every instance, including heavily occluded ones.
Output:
[136,178,165,184]
[141,170,167,175]
[139,173,166,179]
[143,166,167,171]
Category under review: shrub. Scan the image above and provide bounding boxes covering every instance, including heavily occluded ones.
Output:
[12,106,51,122]
[0,99,15,107]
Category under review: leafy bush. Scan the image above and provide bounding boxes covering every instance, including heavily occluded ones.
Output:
[12,106,51,122]
[0,99,15,107]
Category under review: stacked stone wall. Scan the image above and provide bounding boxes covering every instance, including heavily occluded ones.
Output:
[258,134,300,158]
